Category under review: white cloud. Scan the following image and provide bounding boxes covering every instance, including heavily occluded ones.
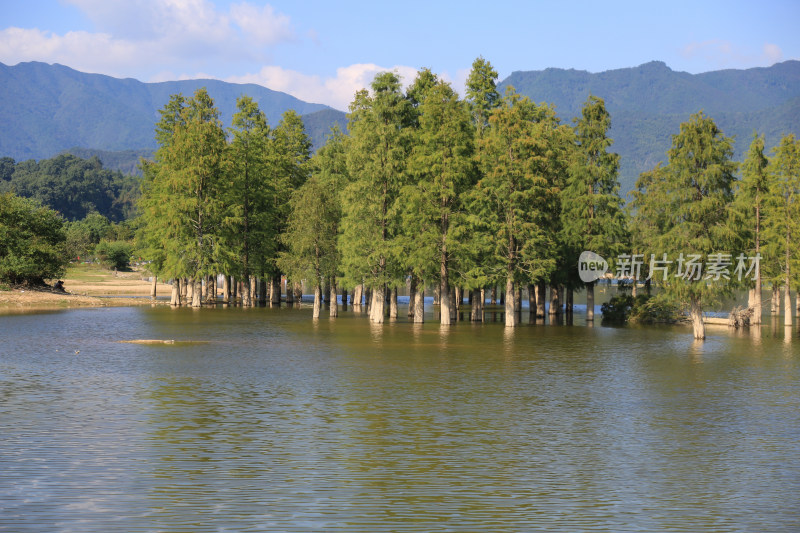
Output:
[681,39,785,69]
[227,63,420,110]
[0,27,144,73]
[762,43,783,65]
[0,1,296,77]
[230,3,294,46]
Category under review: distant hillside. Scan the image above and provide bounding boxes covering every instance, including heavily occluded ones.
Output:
[499,60,800,191]
[0,61,345,161]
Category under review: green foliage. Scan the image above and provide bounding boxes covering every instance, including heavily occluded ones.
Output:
[340,72,412,289]
[224,95,277,282]
[0,192,67,285]
[561,95,628,288]
[763,134,800,288]
[137,88,227,282]
[95,240,133,270]
[601,293,682,324]
[401,74,475,288]
[0,154,140,221]
[630,293,682,324]
[465,57,500,138]
[470,87,572,287]
[64,148,155,176]
[633,112,739,313]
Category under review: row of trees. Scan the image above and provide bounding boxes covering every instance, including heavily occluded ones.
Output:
[0,154,140,221]
[137,57,800,339]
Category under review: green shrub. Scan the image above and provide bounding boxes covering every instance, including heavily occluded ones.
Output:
[95,240,133,270]
[601,292,682,324]
[0,192,67,285]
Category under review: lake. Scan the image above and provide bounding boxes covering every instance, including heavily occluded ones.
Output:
[1,302,799,531]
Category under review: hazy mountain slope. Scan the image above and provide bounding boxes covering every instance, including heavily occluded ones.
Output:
[0,61,340,161]
[500,60,800,192]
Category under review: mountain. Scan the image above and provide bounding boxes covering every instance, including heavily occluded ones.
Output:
[2,61,798,191]
[499,60,800,191]
[0,61,346,162]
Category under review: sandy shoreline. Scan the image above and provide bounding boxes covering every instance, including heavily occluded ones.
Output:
[0,265,172,311]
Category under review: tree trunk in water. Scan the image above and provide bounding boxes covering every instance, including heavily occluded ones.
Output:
[191,278,202,308]
[691,297,705,340]
[433,284,440,305]
[330,280,338,317]
[454,286,462,313]
[566,289,574,315]
[515,287,522,313]
[258,277,267,306]
[341,289,348,310]
[208,275,216,303]
[549,286,559,316]
[271,276,281,306]
[752,276,762,325]
[323,280,330,306]
[312,285,322,318]
[772,284,780,316]
[536,281,546,318]
[440,279,452,326]
[413,288,425,323]
[353,284,363,308]
[150,276,157,300]
[185,278,192,302]
[295,282,303,302]
[471,289,483,321]
[586,281,595,321]
[490,287,497,305]
[370,285,385,324]
[389,286,398,319]
[750,272,762,324]
[241,276,252,307]
[249,276,257,306]
[170,279,180,306]
[784,284,792,327]
[222,275,230,304]
[408,277,417,318]
[285,279,293,304]
[527,284,535,318]
[499,289,505,305]
[364,287,372,313]
[504,278,517,327]
[230,276,236,304]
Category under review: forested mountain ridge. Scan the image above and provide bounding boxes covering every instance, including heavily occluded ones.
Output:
[500,60,800,190]
[0,61,344,161]
[1,60,798,191]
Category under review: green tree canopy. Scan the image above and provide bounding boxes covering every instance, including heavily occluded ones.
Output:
[0,192,67,285]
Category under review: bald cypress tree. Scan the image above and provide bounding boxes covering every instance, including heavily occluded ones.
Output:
[471,88,568,327]
[763,134,800,327]
[226,95,275,307]
[561,96,627,321]
[402,74,475,325]
[139,89,226,307]
[734,133,770,324]
[340,72,412,323]
[642,112,738,339]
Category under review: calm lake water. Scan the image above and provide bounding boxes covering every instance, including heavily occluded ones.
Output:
[1,302,799,532]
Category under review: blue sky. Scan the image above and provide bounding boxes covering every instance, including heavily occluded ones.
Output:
[2,0,799,110]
